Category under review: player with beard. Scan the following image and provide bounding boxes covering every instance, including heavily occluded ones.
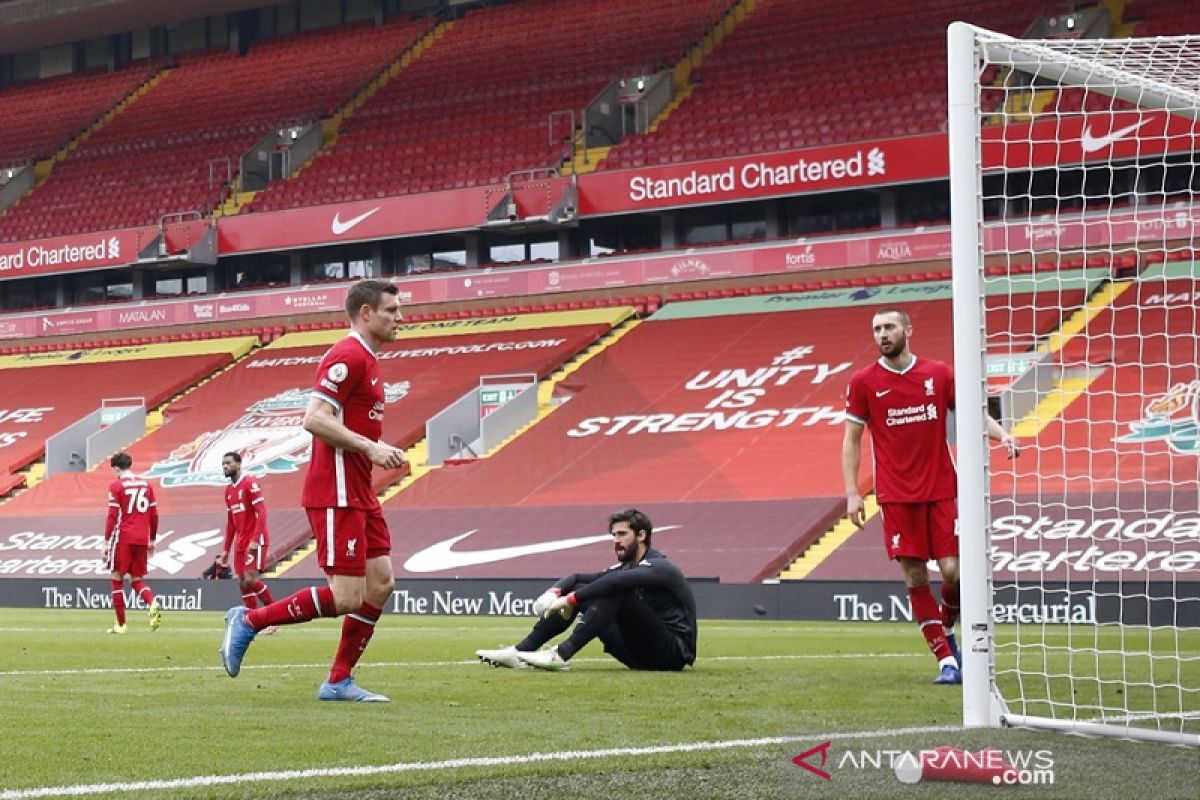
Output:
[842,307,1018,685]
[220,279,407,702]
[475,508,697,672]
[218,452,275,618]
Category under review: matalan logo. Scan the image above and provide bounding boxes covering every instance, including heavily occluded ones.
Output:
[118,308,167,325]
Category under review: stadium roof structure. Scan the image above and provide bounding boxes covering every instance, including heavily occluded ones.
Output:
[0,0,275,54]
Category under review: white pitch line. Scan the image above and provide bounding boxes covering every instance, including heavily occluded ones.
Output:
[0,652,921,678]
[0,724,961,800]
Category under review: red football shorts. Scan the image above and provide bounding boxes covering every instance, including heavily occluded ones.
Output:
[233,536,269,577]
[879,499,958,561]
[307,506,391,577]
[107,542,149,576]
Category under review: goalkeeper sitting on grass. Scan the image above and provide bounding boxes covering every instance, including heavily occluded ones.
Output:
[476,508,698,671]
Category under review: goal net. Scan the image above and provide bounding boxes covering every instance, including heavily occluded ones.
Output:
[947,23,1200,745]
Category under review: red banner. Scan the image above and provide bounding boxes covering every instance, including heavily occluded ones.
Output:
[0,109,1197,285]
[0,228,154,280]
[4,203,1196,340]
[981,109,1200,171]
[577,134,946,215]
[216,186,502,255]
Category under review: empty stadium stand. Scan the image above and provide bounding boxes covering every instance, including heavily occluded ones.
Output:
[0,311,622,577]
[380,293,917,583]
[1018,268,1200,496]
[0,65,152,163]
[0,16,426,242]
[598,0,1047,171]
[0,339,251,496]
[248,0,733,211]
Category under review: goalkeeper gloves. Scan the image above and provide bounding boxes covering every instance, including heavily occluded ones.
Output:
[543,593,577,621]
[532,588,561,617]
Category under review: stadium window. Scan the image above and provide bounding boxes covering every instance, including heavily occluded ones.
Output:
[433,248,467,270]
[682,207,727,245]
[401,254,433,274]
[729,204,768,241]
[76,273,108,304]
[347,257,374,279]
[155,278,183,297]
[489,243,525,264]
[4,276,55,310]
[107,280,134,301]
[530,239,559,262]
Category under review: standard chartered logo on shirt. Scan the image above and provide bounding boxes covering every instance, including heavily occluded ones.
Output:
[885,403,938,426]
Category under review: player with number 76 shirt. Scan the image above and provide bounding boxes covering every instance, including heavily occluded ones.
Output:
[103,451,163,634]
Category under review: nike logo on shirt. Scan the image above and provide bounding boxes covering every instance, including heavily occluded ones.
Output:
[875,390,891,397]
[402,526,680,572]
[331,207,381,235]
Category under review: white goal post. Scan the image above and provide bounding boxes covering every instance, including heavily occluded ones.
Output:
[948,22,1200,746]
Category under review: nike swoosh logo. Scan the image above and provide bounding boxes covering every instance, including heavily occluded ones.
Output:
[875,390,891,397]
[331,207,381,235]
[402,526,680,573]
[371,378,379,386]
[1080,119,1150,154]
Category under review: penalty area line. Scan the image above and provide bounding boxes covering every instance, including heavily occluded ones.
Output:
[0,724,960,799]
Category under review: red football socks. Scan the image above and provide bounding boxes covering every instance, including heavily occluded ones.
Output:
[111,580,126,626]
[247,585,336,629]
[328,602,382,684]
[252,581,274,606]
[131,580,155,606]
[909,585,953,661]
[940,583,960,630]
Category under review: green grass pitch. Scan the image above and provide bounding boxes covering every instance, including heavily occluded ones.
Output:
[0,609,1196,799]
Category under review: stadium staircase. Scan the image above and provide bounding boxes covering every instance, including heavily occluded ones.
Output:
[596,0,1049,171]
[561,0,756,176]
[0,335,260,507]
[217,18,448,217]
[1010,279,1133,438]
[778,494,878,580]
[0,66,167,226]
[375,311,643,501]
[248,0,722,211]
[0,18,426,240]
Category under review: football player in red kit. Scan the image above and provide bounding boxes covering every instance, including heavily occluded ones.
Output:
[843,308,1018,684]
[220,279,406,702]
[218,452,274,612]
[103,451,162,634]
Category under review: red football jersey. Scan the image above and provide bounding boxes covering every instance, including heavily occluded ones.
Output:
[845,355,957,503]
[301,332,385,509]
[105,473,159,546]
[224,474,268,552]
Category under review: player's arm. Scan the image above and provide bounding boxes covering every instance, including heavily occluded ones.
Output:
[103,491,119,561]
[565,561,674,607]
[104,491,119,540]
[219,510,234,566]
[147,485,159,555]
[842,419,867,527]
[986,415,1020,458]
[249,482,268,547]
[303,394,406,469]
